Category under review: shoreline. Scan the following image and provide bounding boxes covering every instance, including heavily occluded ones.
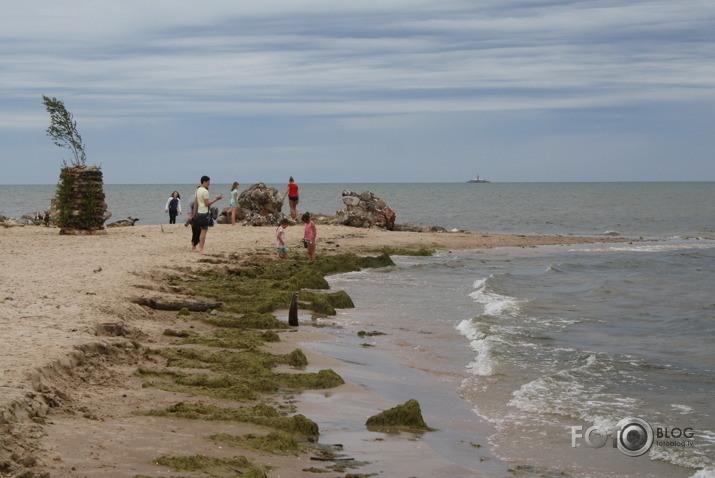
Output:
[0,224,632,476]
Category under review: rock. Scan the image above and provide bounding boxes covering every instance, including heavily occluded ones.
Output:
[365,399,432,431]
[231,183,287,226]
[331,190,396,230]
[106,217,139,227]
[342,195,360,207]
[393,223,447,233]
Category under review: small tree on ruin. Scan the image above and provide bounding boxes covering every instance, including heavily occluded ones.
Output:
[43,95,87,167]
[43,95,107,234]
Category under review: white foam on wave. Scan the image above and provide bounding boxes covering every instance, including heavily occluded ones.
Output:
[649,445,715,477]
[456,318,495,376]
[689,469,715,478]
[574,240,715,254]
[507,354,639,428]
[671,403,695,414]
[469,276,521,316]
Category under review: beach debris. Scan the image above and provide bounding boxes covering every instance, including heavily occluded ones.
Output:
[365,399,433,431]
[0,220,24,228]
[106,217,140,227]
[134,298,223,312]
[357,330,386,337]
[309,456,355,462]
[288,292,299,326]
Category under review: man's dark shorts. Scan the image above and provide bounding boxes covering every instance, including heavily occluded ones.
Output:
[196,213,210,230]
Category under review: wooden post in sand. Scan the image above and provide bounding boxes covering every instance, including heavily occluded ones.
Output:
[289,292,299,326]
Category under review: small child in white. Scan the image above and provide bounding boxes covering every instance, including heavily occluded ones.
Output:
[275,218,289,259]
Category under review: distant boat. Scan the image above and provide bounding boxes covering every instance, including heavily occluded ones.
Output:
[467,174,490,183]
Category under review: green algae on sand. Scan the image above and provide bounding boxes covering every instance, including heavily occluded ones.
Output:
[137,402,320,439]
[133,252,398,477]
[211,430,303,455]
[170,252,394,317]
[145,454,268,477]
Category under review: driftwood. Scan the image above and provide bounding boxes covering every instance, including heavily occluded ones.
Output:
[136,298,222,312]
[288,292,299,326]
[309,457,354,462]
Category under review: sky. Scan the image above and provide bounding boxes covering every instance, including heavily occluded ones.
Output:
[2,0,715,184]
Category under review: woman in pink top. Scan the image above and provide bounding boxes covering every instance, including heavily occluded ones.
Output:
[302,212,317,261]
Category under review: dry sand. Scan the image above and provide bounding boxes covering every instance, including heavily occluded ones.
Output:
[0,223,630,477]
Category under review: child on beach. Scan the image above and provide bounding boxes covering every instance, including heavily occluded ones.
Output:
[302,212,317,261]
[230,181,240,226]
[275,218,289,259]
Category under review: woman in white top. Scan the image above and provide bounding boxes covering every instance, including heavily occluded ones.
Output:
[164,191,182,224]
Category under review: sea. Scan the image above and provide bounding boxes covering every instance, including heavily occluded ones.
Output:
[2,181,714,477]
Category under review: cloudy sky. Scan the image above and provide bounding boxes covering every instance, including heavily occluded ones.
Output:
[2,0,714,184]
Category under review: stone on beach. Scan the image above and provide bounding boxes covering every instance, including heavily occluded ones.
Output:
[365,399,431,431]
[217,182,284,226]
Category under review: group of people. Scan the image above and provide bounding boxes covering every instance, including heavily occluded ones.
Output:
[165,176,317,259]
[275,212,317,261]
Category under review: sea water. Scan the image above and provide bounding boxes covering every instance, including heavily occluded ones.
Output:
[322,245,715,477]
[3,181,713,238]
[2,181,714,476]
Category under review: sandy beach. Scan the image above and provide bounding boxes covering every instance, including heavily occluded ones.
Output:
[0,223,630,477]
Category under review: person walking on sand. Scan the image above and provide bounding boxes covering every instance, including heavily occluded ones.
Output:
[302,212,317,261]
[230,181,241,226]
[165,191,182,224]
[283,176,299,220]
[276,218,289,259]
[187,187,201,251]
[195,175,222,253]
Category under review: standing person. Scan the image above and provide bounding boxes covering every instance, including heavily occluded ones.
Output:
[196,176,223,253]
[165,191,182,224]
[302,212,317,261]
[187,187,201,250]
[275,218,289,259]
[283,177,299,220]
[230,181,240,226]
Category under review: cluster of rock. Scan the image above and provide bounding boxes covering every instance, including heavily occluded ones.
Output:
[317,190,397,230]
[216,182,285,226]
[0,214,44,227]
[313,190,446,232]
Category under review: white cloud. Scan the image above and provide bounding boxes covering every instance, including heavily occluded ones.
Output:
[2,0,715,183]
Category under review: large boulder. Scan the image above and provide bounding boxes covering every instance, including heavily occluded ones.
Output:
[217,183,285,226]
[330,190,396,230]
